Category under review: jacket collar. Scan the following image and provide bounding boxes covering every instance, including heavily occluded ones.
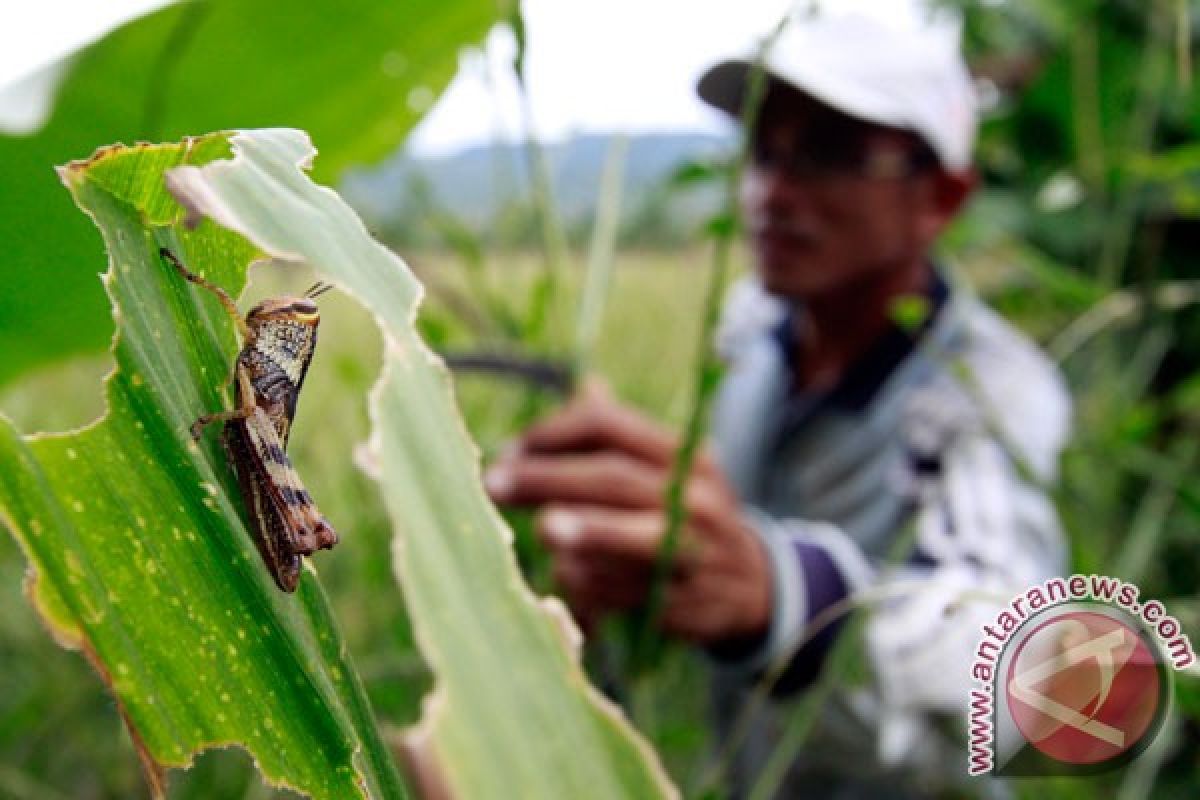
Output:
[772,267,951,412]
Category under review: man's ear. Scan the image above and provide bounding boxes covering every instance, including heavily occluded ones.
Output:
[918,168,977,243]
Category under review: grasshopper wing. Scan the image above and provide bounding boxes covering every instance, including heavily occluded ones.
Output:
[223,408,336,592]
[235,408,337,555]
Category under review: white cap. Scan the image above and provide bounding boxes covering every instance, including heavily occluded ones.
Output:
[696,10,977,171]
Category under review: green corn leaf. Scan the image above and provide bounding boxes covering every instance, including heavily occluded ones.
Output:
[0,128,675,799]
[0,0,500,388]
[166,128,676,800]
[0,133,406,798]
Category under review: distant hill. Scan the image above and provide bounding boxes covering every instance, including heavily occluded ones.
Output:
[340,131,732,246]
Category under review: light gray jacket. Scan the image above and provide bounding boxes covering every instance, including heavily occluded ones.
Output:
[708,274,1070,798]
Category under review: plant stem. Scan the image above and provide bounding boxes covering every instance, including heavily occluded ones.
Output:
[575,136,629,374]
[1096,0,1172,290]
[504,5,571,348]
[1176,0,1193,90]
[1069,14,1105,194]
[630,15,789,673]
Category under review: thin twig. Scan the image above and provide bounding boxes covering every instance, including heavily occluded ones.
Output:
[404,255,506,341]
[1176,0,1193,90]
[441,351,573,395]
[696,575,1010,797]
[508,10,571,345]
[1096,1,1172,289]
[575,136,629,374]
[1112,438,1198,584]
[1069,15,1106,193]
[1050,279,1200,360]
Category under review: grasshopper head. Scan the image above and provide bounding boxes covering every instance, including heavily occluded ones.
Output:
[243,283,332,384]
[245,280,331,337]
[247,296,320,327]
[244,296,322,387]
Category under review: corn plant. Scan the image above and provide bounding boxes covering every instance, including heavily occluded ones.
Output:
[0,128,677,799]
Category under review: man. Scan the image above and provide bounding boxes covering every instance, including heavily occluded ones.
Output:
[485,9,1069,797]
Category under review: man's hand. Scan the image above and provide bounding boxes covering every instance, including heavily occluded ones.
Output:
[484,384,772,646]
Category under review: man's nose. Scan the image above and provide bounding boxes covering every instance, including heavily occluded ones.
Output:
[744,163,804,215]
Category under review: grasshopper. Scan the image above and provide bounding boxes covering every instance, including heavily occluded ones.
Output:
[161,247,337,592]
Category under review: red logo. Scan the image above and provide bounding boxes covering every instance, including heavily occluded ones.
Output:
[1005,611,1163,767]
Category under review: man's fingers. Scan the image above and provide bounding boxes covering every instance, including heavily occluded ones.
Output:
[486,452,665,508]
[486,447,737,514]
[520,395,679,467]
[577,375,613,403]
[536,504,670,563]
[552,554,649,610]
[552,547,654,590]
[535,501,770,644]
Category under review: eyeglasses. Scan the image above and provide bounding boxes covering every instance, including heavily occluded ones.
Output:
[750,123,938,180]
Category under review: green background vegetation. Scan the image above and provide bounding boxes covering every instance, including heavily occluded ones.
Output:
[1,0,1198,798]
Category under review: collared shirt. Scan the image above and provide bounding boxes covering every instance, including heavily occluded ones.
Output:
[708,271,1070,797]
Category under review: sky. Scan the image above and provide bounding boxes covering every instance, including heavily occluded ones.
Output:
[0,0,934,152]
[409,0,944,155]
[406,0,797,155]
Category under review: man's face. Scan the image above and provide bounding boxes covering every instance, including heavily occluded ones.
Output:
[741,88,943,300]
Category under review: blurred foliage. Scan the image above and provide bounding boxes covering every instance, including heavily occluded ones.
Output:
[390,2,1200,797]
[946,1,1200,795]
[0,0,501,388]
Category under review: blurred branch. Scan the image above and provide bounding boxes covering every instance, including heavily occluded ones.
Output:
[1050,279,1200,360]
[574,136,628,374]
[1118,701,1184,800]
[1176,0,1193,89]
[442,351,574,396]
[1070,14,1106,192]
[695,571,978,797]
[507,8,572,344]
[1096,0,1173,289]
[401,173,525,340]
[1005,240,1105,308]
[1112,438,1198,584]
[480,38,520,253]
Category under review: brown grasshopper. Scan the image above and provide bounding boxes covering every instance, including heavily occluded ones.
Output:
[161,247,337,592]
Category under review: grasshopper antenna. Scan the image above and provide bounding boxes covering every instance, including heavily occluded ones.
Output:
[304,281,334,299]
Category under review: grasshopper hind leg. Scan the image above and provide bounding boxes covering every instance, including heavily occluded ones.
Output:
[159,247,252,343]
[313,517,338,550]
[275,553,303,593]
[190,407,253,441]
[190,366,259,441]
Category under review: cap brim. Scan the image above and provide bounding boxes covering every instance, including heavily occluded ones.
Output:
[696,59,756,117]
[696,58,869,124]
[697,57,890,127]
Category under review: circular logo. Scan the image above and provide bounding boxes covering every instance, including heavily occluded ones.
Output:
[1005,610,1166,767]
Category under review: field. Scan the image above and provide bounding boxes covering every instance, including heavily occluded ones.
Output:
[2,240,1195,798]
[1,0,1197,797]
[0,249,721,797]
